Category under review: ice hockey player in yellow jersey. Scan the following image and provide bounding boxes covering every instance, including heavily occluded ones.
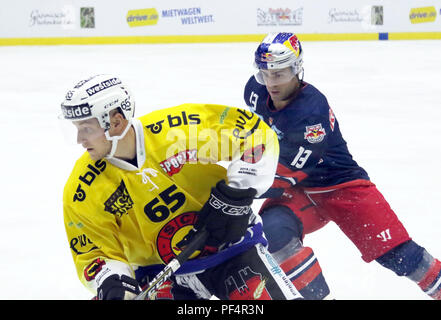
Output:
[60,74,301,300]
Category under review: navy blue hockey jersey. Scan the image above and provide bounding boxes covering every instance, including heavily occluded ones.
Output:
[244,76,369,193]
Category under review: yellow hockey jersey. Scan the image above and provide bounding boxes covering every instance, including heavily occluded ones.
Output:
[63,103,279,294]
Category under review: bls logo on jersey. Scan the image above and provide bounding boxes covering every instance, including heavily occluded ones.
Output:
[79,160,106,186]
[145,112,201,134]
[74,160,107,202]
[156,212,198,264]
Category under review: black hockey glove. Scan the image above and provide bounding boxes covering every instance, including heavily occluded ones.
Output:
[177,180,257,250]
[97,274,141,300]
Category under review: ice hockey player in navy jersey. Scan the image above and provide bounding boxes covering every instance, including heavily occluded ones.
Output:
[244,32,441,299]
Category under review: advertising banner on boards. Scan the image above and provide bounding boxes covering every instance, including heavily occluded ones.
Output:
[1,0,440,44]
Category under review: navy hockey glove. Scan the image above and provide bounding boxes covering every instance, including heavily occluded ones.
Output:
[259,174,299,198]
[177,180,257,250]
[97,274,141,300]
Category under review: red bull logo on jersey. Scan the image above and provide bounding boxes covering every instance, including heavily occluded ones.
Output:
[304,124,326,143]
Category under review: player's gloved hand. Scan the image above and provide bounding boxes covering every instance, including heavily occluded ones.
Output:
[259,187,285,198]
[259,174,296,198]
[177,180,257,250]
[97,274,141,300]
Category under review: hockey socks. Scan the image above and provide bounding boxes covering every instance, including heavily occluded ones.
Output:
[277,246,331,300]
[261,206,331,299]
[376,240,441,300]
[411,254,441,300]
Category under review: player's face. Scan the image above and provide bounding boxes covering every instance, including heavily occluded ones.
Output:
[260,68,299,103]
[73,118,111,160]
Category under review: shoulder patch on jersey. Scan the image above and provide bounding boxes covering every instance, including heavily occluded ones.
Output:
[241,144,266,164]
[304,124,326,143]
[329,107,335,132]
[84,258,106,281]
[270,124,284,140]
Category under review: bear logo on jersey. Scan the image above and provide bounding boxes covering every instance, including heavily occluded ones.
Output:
[156,212,199,264]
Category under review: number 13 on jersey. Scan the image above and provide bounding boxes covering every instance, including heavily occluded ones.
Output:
[290,146,312,169]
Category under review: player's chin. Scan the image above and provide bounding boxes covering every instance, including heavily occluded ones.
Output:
[87,149,102,161]
[270,92,286,103]
[268,91,279,100]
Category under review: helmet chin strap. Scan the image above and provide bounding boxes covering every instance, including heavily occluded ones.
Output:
[104,119,132,159]
[298,67,304,82]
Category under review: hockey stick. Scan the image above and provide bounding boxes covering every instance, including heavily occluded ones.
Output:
[134,229,209,300]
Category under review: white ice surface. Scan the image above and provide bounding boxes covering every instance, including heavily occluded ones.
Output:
[0,40,440,299]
